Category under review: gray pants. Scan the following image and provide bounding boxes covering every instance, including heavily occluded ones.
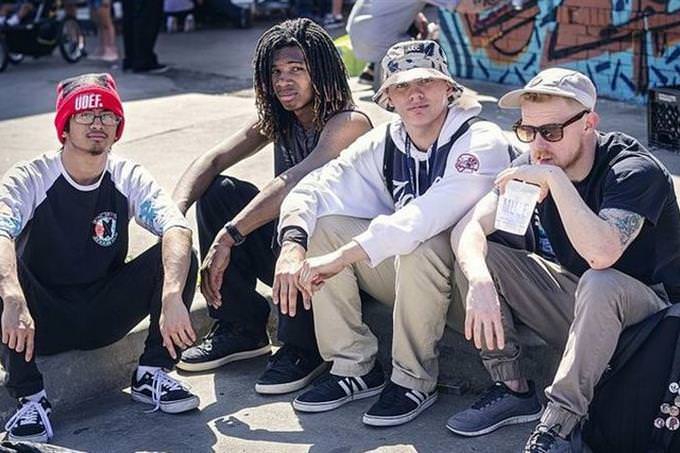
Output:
[455,242,669,436]
[347,0,428,62]
[308,216,454,393]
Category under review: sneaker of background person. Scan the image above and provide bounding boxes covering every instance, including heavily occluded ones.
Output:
[362,381,437,427]
[131,368,200,414]
[133,63,170,74]
[178,322,271,372]
[4,393,53,443]
[446,381,543,437]
[255,345,327,395]
[322,13,344,30]
[358,62,374,85]
[184,14,195,32]
[293,362,385,412]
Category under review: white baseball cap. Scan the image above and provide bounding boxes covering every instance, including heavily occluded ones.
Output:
[498,67,597,110]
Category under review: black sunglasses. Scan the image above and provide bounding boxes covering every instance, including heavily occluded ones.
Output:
[513,110,590,143]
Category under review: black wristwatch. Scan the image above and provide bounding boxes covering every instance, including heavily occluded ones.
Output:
[224,222,246,246]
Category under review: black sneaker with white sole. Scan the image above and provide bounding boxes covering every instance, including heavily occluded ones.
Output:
[131,368,200,414]
[178,322,271,372]
[293,362,386,412]
[255,345,328,395]
[363,381,438,427]
[4,396,53,443]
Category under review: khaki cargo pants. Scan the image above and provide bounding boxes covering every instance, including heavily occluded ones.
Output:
[307,215,455,393]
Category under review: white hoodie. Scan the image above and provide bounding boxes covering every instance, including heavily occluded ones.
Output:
[278,103,512,267]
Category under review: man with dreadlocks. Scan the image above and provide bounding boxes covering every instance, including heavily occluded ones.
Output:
[173,18,373,394]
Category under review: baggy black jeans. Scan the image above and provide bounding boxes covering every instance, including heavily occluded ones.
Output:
[0,244,197,398]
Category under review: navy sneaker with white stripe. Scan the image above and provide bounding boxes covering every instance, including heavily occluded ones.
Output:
[293,362,385,412]
[363,381,438,427]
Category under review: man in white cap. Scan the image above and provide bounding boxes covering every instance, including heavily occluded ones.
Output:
[272,39,512,426]
[446,67,680,451]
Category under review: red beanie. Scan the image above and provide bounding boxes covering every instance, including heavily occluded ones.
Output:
[54,73,125,144]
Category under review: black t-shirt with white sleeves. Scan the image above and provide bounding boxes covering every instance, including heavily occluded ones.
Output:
[0,151,190,291]
[514,131,680,302]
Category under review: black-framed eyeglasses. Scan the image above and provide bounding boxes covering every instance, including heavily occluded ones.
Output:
[513,110,590,143]
[72,111,121,127]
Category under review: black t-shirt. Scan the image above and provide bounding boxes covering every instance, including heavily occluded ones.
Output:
[513,131,680,301]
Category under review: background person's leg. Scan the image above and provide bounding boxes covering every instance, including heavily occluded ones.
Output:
[121,0,136,70]
[132,0,163,70]
[346,0,426,63]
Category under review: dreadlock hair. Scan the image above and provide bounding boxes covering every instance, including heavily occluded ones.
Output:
[253,18,353,143]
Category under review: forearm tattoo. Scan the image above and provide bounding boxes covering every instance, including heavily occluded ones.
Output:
[598,208,644,247]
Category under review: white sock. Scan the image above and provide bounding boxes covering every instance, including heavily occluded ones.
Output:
[137,365,161,381]
[23,389,47,402]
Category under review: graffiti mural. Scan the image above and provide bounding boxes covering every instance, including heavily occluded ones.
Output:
[438,0,680,102]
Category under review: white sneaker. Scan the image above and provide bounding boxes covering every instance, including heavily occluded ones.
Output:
[184,14,195,32]
[166,16,177,33]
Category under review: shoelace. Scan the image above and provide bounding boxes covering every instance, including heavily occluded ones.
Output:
[269,346,300,366]
[147,369,189,413]
[525,424,561,453]
[4,400,53,439]
[472,383,510,410]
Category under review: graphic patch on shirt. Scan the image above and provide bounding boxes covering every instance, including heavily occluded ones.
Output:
[0,203,21,238]
[455,153,480,173]
[92,211,118,247]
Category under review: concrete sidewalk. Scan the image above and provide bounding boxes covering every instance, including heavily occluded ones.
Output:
[0,22,678,452]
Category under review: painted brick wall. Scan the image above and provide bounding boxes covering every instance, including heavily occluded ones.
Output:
[438,0,680,103]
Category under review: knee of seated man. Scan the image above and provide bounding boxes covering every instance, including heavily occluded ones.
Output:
[575,268,626,310]
[308,216,354,256]
[397,237,451,271]
[198,176,256,210]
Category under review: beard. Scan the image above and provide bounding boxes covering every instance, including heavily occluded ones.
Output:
[86,145,108,156]
[532,140,584,171]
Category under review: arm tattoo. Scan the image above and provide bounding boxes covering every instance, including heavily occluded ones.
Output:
[598,208,644,248]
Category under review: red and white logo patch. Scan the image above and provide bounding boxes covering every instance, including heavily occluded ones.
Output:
[455,153,480,173]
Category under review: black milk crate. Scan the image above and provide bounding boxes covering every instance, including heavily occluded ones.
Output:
[648,86,680,152]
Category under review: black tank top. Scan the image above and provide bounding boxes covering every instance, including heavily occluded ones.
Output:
[273,108,373,176]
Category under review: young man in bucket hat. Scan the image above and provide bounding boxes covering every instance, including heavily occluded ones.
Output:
[0,73,199,443]
[447,67,680,452]
[272,39,513,426]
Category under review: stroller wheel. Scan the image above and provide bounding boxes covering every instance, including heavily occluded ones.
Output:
[0,37,8,73]
[59,17,85,63]
[8,52,24,64]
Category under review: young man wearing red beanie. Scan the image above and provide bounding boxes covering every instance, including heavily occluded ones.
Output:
[0,73,200,443]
